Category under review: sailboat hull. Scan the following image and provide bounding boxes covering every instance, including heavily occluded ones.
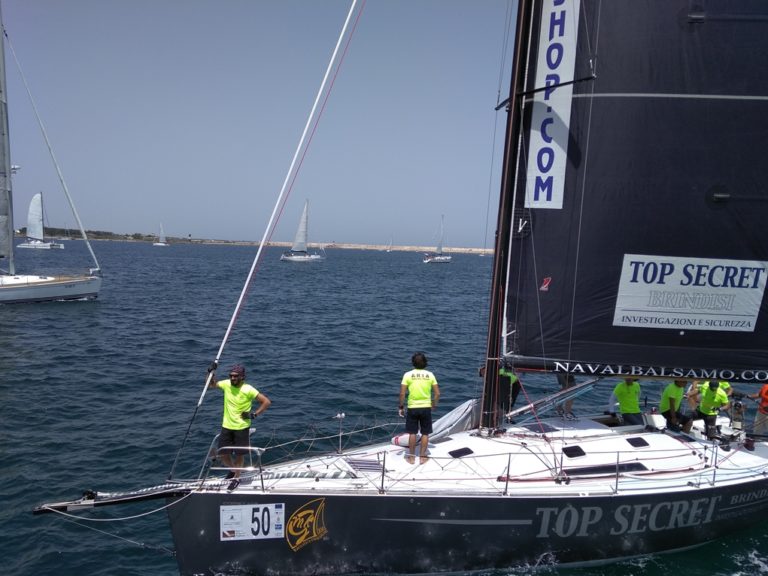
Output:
[167,475,768,575]
[280,251,325,262]
[423,253,452,263]
[0,274,101,303]
[17,239,64,249]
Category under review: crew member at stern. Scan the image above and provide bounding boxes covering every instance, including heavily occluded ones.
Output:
[690,380,729,440]
[660,379,693,433]
[748,382,768,436]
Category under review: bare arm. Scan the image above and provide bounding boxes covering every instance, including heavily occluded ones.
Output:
[433,384,440,408]
[253,392,271,416]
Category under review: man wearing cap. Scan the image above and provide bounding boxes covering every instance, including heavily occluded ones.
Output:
[690,380,729,440]
[208,363,271,489]
[660,379,693,433]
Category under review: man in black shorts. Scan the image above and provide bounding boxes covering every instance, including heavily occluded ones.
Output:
[399,352,440,464]
[208,363,271,489]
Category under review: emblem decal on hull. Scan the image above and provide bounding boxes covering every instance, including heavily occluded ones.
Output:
[286,498,328,551]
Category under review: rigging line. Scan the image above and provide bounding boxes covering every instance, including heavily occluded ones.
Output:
[505,2,538,365]
[168,0,363,481]
[496,0,515,107]
[265,0,365,248]
[483,0,516,256]
[4,32,101,273]
[567,0,602,363]
[50,513,176,556]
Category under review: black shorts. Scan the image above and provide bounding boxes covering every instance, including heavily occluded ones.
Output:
[661,410,691,425]
[405,407,433,435]
[696,410,717,427]
[218,427,250,456]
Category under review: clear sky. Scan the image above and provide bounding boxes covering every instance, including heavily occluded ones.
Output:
[3,0,515,248]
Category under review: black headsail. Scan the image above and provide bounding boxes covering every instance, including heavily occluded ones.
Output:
[500,0,768,389]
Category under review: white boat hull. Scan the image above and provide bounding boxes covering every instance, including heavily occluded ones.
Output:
[280,252,325,262]
[423,253,451,263]
[17,239,64,249]
[0,274,101,303]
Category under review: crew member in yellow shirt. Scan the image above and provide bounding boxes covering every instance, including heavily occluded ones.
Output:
[399,352,440,464]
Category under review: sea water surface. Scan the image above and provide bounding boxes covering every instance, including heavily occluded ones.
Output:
[1,241,766,576]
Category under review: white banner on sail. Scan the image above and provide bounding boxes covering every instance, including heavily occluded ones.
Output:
[613,254,768,332]
[525,0,581,210]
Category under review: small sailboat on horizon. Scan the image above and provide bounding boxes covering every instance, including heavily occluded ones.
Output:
[423,214,451,263]
[153,223,169,246]
[17,191,63,249]
[280,199,325,262]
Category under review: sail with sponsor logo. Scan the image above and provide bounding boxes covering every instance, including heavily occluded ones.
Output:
[498,0,768,387]
[34,1,768,574]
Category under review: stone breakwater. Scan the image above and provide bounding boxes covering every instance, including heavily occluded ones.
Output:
[185,239,492,255]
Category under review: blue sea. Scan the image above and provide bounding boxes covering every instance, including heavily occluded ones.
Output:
[1,241,766,576]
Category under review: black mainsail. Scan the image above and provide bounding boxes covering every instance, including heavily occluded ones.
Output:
[500,1,768,387]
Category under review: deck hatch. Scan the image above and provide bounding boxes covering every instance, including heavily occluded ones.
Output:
[522,422,560,434]
[626,437,650,448]
[448,447,474,458]
[562,446,586,458]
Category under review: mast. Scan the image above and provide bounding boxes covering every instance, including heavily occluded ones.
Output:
[436,214,445,254]
[0,5,15,274]
[481,0,533,430]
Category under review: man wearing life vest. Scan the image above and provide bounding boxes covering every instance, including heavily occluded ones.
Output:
[690,380,730,439]
[748,383,768,436]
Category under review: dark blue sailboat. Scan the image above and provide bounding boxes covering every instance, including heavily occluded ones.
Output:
[35,1,768,574]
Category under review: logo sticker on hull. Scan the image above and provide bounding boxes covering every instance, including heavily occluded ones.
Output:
[286,498,328,551]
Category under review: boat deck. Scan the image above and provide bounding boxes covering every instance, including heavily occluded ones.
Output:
[202,413,768,498]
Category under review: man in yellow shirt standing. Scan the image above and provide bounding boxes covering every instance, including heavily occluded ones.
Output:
[660,379,693,433]
[399,352,440,465]
[690,380,729,440]
[208,363,271,490]
[606,378,643,425]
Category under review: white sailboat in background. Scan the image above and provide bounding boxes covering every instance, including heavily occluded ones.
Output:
[17,191,63,249]
[423,214,451,263]
[153,223,169,246]
[280,199,325,262]
[0,14,101,303]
